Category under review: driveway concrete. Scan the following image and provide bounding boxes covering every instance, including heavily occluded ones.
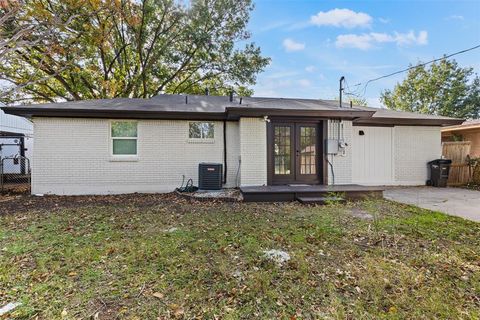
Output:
[384,187,480,222]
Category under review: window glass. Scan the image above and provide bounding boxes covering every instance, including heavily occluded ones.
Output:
[112,121,137,137]
[189,122,202,138]
[274,126,291,175]
[204,123,214,138]
[111,121,137,155]
[113,139,137,155]
[189,122,214,139]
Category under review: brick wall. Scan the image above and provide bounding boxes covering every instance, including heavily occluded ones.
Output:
[327,120,353,185]
[394,126,441,185]
[32,118,240,195]
[239,117,267,186]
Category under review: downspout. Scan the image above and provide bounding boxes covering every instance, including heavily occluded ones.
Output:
[337,119,341,145]
[327,156,335,185]
[329,122,336,185]
[223,120,227,185]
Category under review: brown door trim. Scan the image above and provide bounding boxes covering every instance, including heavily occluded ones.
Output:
[294,123,321,184]
[267,120,325,185]
[268,123,295,184]
[322,120,328,185]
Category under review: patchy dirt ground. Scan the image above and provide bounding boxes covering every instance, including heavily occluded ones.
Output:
[0,193,184,215]
[461,183,480,191]
[1,194,479,319]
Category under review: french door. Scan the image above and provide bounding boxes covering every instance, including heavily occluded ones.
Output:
[269,122,322,184]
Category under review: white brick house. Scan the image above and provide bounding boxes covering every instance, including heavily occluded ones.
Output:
[1,94,462,197]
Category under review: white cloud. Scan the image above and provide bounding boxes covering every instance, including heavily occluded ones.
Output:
[335,30,428,50]
[282,38,305,52]
[367,97,385,108]
[379,17,390,24]
[447,15,464,20]
[335,34,373,50]
[310,8,372,28]
[298,79,311,87]
[396,30,428,45]
[305,65,316,73]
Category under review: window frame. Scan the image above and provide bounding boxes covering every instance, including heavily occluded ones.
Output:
[188,121,215,143]
[109,120,139,161]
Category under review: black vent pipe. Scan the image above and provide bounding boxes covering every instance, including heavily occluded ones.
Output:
[223,120,227,184]
[339,76,345,108]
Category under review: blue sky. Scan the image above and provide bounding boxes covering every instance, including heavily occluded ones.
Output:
[246,0,480,107]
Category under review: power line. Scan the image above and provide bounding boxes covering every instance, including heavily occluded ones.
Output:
[353,44,480,96]
[343,78,361,97]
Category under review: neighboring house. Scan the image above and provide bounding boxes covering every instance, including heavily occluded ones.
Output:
[0,109,34,173]
[441,120,480,157]
[1,94,462,195]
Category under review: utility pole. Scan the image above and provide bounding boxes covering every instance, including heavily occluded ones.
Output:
[339,76,345,108]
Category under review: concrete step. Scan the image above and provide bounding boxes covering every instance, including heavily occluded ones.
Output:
[296,196,345,205]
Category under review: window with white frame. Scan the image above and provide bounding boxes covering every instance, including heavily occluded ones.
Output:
[111,121,138,155]
[189,122,214,140]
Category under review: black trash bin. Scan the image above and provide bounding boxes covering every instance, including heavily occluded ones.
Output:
[427,159,452,187]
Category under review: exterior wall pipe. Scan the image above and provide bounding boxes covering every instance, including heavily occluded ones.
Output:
[223,120,227,184]
[339,76,345,108]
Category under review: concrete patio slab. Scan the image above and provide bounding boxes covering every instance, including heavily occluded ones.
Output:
[384,186,480,222]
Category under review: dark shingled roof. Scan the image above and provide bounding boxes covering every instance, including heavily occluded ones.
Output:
[442,119,480,132]
[0,94,464,126]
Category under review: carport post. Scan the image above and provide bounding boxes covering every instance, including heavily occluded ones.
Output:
[0,158,3,193]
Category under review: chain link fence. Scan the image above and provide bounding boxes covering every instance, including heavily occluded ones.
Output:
[0,156,31,194]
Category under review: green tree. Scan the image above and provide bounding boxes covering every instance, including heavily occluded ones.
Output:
[380,59,480,119]
[347,96,368,107]
[334,96,368,107]
[0,0,270,104]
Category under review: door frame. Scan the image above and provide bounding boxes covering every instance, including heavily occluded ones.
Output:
[266,119,327,185]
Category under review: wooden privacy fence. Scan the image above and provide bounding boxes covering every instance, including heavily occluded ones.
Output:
[442,141,471,186]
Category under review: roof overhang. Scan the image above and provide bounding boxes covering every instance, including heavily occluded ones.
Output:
[1,107,227,121]
[441,124,480,132]
[353,117,464,127]
[225,107,375,120]
[1,104,463,127]
[2,106,375,121]
[0,131,25,137]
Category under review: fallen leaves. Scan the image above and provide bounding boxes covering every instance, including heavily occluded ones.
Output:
[169,304,184,318]
[1,195,479,319]
[152,292,164,300]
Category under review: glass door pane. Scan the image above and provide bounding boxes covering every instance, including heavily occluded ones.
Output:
[274,126,292,175]
[298,126,316,175]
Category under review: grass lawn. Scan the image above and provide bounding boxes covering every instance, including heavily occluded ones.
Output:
[1,194,479,319]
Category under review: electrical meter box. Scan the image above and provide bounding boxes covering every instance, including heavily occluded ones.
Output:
[326,139,339,154]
